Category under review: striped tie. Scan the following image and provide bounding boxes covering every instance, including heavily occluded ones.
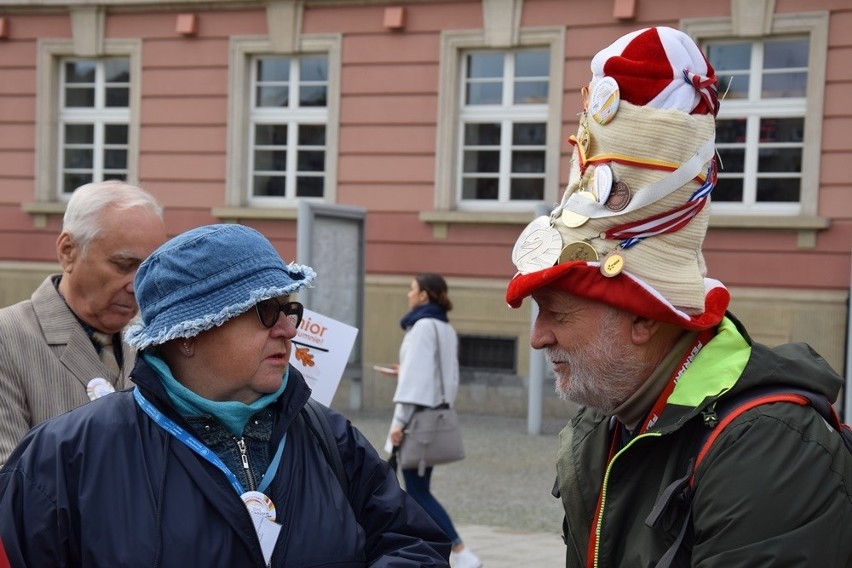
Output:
[91,332,120,378]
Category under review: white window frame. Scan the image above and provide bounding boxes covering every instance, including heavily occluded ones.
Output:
[35,39,141,202]
[682,11,828,218]
[227,35,341,208]
[58,58,132,197]
[458,50,551,209]
[435,27,564,213]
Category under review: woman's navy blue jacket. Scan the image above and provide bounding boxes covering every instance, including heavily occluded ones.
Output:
[0,357,450,567]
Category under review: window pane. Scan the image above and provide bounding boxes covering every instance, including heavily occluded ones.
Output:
[300,56,328,82]
[515,51,549,77]
[467,53,503,79]
[510,178,544,201]
[65,124,94,144]
[65,87,95,107]
[514,81,548,104]
[758,148,802,173]
[105,87,129,108]
[764,39,808,69]
[257,86,288,107]
[760,118,803,143]
[255,150,287,171]
[297,150,324,172]
[466,82,502,105]
[716,148,745,173]
[756,177,800,202]
[257,57,290,81]
[717,73,749,100]
[63,173,93,193]
[513,123,546,145]
[299,85,327,107]
[296,176,324,197]
[64,148,93,169]
[762,71,807,98]
[462,177,498,200]
[104,149,127,169]
[713,177,743,202]
[253,175,286,197]
[464,123,501,146]
[463,150,500,173]
[716,119,747,143]
[105,124,128,144]
[255,124,287,145]
[512,151,545,173]
[298,125,325,145]
[706,43,750,71]
[104,59,130,83]
[65,61,96,83]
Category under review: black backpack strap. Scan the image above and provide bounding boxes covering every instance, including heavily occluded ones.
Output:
[300,397,349,496]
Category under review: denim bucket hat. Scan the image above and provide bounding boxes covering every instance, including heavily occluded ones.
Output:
[125,224,316,350]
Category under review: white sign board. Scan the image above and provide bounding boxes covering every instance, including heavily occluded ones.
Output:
[289,308,359,407]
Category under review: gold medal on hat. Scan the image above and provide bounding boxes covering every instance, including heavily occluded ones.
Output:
[561,190,596,228]
[512,216,563,273]
[559,241,599,263]
[600,251,625,277]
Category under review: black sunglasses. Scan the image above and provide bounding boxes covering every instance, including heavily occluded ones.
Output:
[254,298,304,329]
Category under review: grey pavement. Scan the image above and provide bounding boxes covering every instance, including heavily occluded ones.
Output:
[344,408,572,567]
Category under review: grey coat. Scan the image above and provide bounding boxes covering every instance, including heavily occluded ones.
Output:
[0,276,134,463]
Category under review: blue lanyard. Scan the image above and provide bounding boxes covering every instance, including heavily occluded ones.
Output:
[133,387,286,495]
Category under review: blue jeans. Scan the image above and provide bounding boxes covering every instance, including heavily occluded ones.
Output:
[402,467,461,545]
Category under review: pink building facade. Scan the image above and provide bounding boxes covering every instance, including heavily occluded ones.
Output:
[0,0,850,416]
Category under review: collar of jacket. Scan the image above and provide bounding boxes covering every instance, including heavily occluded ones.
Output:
[129,353,313,443]
[639,313,752,436]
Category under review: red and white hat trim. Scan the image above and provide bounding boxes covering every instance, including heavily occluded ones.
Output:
[505,261,730,331]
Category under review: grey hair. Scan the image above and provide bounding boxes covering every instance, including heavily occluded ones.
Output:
[63,180,164,254]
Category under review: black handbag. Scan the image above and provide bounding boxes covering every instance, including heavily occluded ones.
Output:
[395,321,465,476]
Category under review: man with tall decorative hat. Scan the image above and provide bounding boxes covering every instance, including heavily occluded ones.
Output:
[507,27,852,567]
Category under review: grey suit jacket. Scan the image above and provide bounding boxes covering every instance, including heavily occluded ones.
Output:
[0,276,135,463]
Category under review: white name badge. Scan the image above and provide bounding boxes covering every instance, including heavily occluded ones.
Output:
[86,377,115,401]
[242,491,281,564]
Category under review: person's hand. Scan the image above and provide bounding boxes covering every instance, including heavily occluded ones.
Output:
[390,425,404,447]
[374,364,400,379]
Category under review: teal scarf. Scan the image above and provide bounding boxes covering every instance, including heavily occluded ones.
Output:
[143,353,288,437]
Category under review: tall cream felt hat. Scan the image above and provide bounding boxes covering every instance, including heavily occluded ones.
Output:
[506,27,730,330]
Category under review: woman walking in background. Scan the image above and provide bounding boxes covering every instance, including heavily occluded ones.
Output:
[385,273,483,568]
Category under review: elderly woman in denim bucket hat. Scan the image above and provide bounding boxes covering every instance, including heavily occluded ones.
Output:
[0,224,450,567]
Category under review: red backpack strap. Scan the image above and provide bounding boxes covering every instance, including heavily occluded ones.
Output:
[692,392,811,480]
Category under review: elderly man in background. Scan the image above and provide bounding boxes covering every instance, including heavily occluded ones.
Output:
[506,27,852,567]
[0,180,166,462]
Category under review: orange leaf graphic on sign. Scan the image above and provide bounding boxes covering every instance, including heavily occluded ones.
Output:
[295,347,315,367]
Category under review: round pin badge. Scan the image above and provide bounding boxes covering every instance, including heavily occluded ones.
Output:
[511,216,563,273]
[561,191,596,228]
[589,76,620,125]
[593,165,613,204]
[600,251,625,277]
[605,179,631,212]
[241,490,277,522]
[559,241,599,263]
[86,377,115,401]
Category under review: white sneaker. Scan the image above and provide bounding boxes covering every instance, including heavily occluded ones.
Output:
[450,548,482,568]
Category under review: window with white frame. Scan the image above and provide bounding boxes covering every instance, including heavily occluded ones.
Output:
[707,38,807,213]
[458,49,550,206]
[58,58,130,196]
[683,12,828,219]
[249,54,328,201]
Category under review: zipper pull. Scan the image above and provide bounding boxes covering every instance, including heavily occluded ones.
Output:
[237,438,250,470]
